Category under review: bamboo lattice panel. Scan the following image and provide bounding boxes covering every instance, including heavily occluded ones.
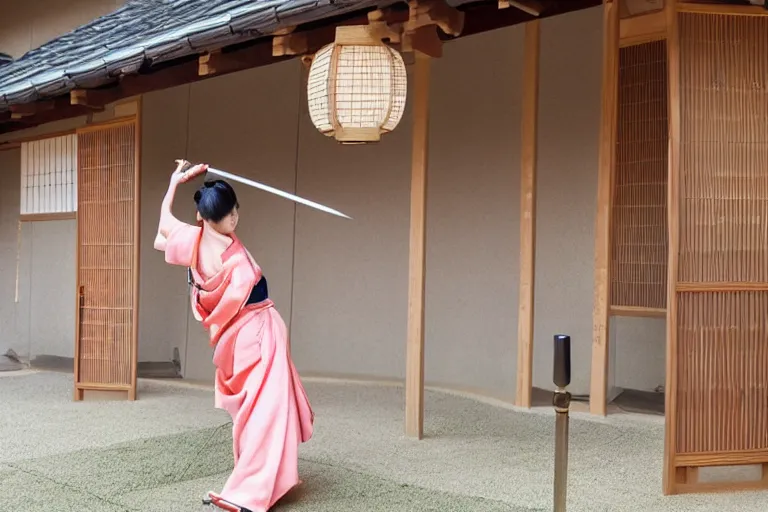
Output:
[677,291,768,453]
[679,14,768,284]
[611,40,669,310]
[675,13,768,460]
[76,122,137,389]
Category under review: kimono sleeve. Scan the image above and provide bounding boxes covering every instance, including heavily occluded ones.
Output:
[163,221,201,268]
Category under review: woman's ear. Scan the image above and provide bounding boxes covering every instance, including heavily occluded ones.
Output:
[196,211,202,222]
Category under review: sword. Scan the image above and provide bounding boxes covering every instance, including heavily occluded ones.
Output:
[203,167,352,220]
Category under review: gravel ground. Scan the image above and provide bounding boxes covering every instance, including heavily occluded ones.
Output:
[0,370,766,512]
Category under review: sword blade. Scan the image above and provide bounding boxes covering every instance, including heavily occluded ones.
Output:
[205,167,352,219]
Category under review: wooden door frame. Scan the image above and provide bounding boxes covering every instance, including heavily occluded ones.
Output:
[73,102,142,401]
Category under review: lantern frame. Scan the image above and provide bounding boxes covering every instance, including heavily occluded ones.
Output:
[307,25,407,144]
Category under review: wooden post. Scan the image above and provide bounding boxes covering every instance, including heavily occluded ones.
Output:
[589,0,619,417]
[515,20,541,408]
[405,52,431,439]
[130,99,142,401]
[662,0,680,496]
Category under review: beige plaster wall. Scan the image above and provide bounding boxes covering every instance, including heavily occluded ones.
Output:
[136,6,666,396]
[0,0,125,58]
[0,149,76,361]
[0,5,667,398]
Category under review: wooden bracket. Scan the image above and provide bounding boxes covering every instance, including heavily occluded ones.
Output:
[498,0,543,16]
[402,26,443,58]
[367,10,402,43]
[198,51,220,76]
[273,26,309,57]
[405,0,465,36]
[70,89,113,110]
[401,0,465,58]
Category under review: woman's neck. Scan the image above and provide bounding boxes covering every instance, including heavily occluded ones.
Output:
[201,223,233,247]
[197,223,233,279]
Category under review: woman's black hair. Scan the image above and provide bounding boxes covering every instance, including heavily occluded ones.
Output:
[194,180,239,222]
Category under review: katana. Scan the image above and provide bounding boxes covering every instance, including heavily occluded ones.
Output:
[205,167,352,220]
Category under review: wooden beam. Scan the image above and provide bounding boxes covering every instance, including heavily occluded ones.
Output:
[0,104,97,133]
[498,0,543,16]
[663,0,681,493]
[620,9,667,47]
[405,51,431,440]
[460,0,600,37]
[198,41,286,77]
[677,2,768,16]
[9,99,55,118]
[589,0,619,417]
[515,19,540,409]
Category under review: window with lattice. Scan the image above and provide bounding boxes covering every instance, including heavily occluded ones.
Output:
[610,40,669,313]
[20,134,78,215]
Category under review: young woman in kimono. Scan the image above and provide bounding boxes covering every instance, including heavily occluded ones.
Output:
[153,159,314,512]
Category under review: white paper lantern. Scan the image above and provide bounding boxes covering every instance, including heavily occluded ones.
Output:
[307,26,407,143]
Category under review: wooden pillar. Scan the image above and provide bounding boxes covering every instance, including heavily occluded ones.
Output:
[515,20,541,408]
[405,52,431,439]
[662,0,680,496]
[589,0,619,417]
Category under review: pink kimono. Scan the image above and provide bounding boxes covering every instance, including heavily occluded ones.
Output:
[162,219,314,511]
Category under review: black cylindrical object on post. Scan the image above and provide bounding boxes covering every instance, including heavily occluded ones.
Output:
[553,334,571,389]
[552,334,572,512]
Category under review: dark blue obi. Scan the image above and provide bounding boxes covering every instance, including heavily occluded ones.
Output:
[187,268,269,305]
[245,275,269,305]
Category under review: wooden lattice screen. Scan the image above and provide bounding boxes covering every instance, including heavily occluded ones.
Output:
[667,12,768,493]
[610,40,668,315]
[74,120,139,401]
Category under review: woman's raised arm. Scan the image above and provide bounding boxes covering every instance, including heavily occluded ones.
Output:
[154,159,208,251]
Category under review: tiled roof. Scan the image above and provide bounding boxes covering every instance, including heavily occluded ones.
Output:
[0,0,420,109]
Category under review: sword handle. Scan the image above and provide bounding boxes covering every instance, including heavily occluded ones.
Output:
[178,160,193,173]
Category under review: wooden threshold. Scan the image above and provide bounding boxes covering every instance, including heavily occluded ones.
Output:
[75,382,132,391]
[676,450,768,468]
[672,462,768,495]
[20,212,77,222]
[609,305,665,318]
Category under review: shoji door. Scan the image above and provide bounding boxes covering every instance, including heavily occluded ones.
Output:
[665,10,768,494]
[74,119,140,401]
